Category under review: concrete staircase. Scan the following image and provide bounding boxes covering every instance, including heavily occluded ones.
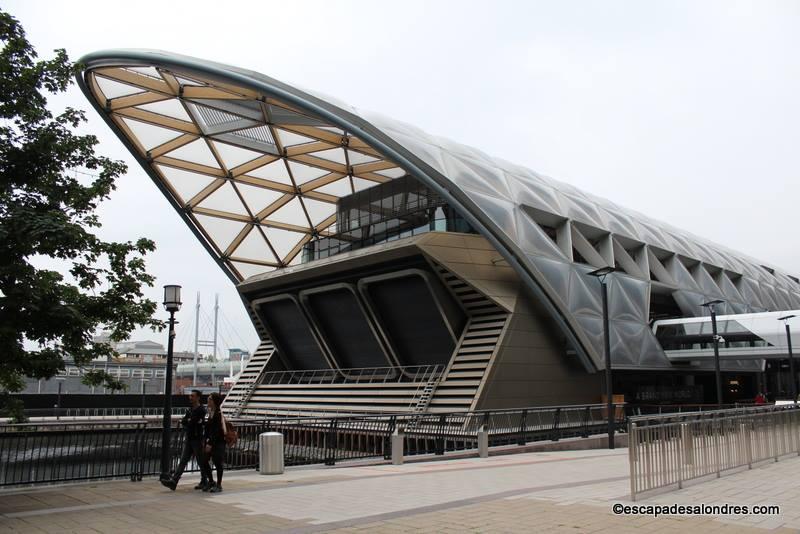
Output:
[239,380,434,417]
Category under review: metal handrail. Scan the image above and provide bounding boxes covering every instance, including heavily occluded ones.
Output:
[0,401,627,487]
[261,364,444,385]
[9,406,186,422]
[628,403,795,427]
[303,214,473,262]
[628,404,800,500]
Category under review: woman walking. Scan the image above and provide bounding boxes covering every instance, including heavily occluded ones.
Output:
[203,393,226,493]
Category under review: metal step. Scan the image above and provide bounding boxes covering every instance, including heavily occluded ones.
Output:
[221,339,276,417]
[427,260,511,413]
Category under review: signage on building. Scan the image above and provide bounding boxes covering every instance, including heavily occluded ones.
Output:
[634,385,704,404]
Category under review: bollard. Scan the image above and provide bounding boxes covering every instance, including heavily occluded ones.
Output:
[259,432,284,475]
[391,427,404,465]
[477,427,489,458]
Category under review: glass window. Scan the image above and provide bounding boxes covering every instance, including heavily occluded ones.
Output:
[723,320,748,334]
[655,324,685,337]
[683,323,702,335]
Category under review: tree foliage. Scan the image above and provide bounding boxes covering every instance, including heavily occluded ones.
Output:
[0,9,161,400]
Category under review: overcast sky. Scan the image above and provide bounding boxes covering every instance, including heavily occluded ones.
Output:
[7,0,799,356]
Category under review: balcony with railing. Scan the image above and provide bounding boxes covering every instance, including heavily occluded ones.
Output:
[301,175,475,263]
[302,214,474,262]
[260,365,444,385]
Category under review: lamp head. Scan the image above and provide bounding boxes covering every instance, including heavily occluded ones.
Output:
[587,266,616,279]
[700,299,724,308]
[778,314,797,322]
[163,285,182,313]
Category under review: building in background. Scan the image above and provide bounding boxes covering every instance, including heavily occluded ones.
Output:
[174,349,251,393]
[22,359,168,395]
[229,348,251,362]
[174,361,238,394]
[21,337,205,395]
[112,339,196,365]
[79,51,800,416]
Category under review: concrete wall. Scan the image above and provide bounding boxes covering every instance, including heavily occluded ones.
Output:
[475,289,602,409]
[419,232,601,410]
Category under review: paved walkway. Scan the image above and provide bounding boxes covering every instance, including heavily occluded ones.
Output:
[1,448,798,533]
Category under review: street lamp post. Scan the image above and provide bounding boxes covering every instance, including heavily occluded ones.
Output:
[778,315,797,402]
[588,266,616,450]
[55,377,66,420]
[701,300,725,407]
[160,285,182,482]
[141,378,149,414]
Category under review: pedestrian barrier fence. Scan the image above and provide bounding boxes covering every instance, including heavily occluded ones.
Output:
[15,406,186,421]
[628,404,800,500]
[624,403,751,417]
[0,403,625,487]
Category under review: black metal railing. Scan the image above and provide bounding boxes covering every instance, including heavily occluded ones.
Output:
[302,214,474,262]
[0,421,148,486]
[227,404,627,466]
[0,419,268,486]
[0,403,626,487]
[125,420,267,480]
[260,416,396,466]
[399,404,625,456]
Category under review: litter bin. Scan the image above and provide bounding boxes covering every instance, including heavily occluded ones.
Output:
[259,432,284,475]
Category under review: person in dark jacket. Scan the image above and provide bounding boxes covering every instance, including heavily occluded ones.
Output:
[202,392,226,493]
[162,390,209,491]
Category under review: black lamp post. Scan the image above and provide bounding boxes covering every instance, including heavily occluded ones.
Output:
[778,315,797,402]
[700,299,725,407]
[141,378,149,414]
[588,266,616,450]
[55,377,65,420]
[159,285,181,481]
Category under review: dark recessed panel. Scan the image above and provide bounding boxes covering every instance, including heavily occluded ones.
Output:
[302,286,391,369]
[254,296,330,370]
[363,274,457,366]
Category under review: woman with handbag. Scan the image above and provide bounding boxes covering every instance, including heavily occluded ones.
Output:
[202,393,227,493]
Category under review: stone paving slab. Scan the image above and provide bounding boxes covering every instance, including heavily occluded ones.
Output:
[1,448,798,532]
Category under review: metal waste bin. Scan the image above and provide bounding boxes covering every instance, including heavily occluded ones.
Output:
[259,432,284,475]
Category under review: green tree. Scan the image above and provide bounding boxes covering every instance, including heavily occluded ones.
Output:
[0,10,161,421]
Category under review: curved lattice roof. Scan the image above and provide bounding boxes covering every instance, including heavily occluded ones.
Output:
[78,50,800,371]
[81,63,410,280]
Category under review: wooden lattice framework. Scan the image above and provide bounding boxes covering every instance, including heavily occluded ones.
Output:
[85,66,407,281]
